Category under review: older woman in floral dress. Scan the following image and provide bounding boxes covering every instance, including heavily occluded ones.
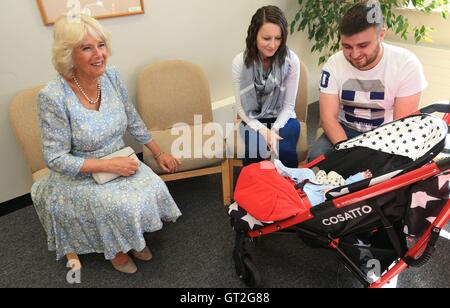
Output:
[32,14,182,274]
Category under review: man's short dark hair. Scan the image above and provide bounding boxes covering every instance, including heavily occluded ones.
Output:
[340,1,384,36]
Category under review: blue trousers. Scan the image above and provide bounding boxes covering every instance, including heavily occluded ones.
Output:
[240,118,300,168]
[307,125,363,162]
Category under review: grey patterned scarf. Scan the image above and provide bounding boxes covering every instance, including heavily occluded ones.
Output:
[240,50,291,120]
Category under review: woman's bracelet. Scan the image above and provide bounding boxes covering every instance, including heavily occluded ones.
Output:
[154,151,164,160]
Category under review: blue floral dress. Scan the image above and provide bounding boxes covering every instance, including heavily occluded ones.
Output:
[31,67,182,260]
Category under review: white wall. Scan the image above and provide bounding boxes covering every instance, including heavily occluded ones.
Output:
[2,2,448,203]
[0,0,295,203]
[386,9,450,106]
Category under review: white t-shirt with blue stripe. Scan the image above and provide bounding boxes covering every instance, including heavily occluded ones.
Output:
[319,43,428,132]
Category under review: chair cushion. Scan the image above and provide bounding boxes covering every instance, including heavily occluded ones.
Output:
[9,86,46,174]
[143,124,226,174]
[316,127,324,140]
[296,121,308,162]
[226,120,308,162]
[137,61,213,131]
[32,168,49,182]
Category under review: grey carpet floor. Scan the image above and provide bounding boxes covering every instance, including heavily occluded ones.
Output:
[1,103,449,288]
[0,173,449,288]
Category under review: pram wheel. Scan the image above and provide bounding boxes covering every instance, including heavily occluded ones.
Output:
[234,253,262,288]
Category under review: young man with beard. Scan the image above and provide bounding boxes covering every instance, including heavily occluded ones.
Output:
[308,1,428,161]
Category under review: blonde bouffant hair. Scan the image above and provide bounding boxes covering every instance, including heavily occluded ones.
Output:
[52,14,112,78]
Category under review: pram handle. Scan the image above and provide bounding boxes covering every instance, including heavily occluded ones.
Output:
[436,156,450,171]
[404,227,441,268]
[419,102,450,114]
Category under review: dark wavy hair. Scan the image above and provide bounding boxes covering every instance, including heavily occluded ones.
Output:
[340,1,384,36]
[244,5,288,68]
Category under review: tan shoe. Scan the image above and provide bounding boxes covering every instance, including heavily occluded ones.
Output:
[132,246,153,262]
[111,255,137,274]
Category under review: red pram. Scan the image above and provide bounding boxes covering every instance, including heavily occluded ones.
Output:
[229,103,450,288]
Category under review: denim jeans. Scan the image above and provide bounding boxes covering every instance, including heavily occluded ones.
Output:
[240,118,300,168]
[307,125,362,162]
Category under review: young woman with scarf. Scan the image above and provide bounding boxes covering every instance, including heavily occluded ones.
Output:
[232,5,301,168]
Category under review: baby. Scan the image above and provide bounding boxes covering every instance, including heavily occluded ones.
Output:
[274,160,372,207]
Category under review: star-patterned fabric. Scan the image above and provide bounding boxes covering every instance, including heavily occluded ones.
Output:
[228,202,273,232]
[404,173,450,237]
[335,114,447,161]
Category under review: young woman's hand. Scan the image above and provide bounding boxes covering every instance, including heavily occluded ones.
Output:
[107,157,139,176]
[156,153,181,173]
[260,127,283,153]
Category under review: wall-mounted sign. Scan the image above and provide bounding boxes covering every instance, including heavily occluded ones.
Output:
[37,0,145,26]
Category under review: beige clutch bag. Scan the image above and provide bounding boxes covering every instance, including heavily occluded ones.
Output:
[92,147,140,185]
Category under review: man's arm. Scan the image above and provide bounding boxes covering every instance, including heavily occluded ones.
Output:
[320,92,348,145]
[393,92,422,120]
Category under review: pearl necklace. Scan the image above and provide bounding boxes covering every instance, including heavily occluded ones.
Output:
[73,75,101,105]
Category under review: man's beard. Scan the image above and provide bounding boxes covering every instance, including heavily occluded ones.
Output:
[349,42,382,70]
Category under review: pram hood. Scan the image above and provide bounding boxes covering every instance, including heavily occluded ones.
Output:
[335,114,447,161]
[319,114,448,199]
